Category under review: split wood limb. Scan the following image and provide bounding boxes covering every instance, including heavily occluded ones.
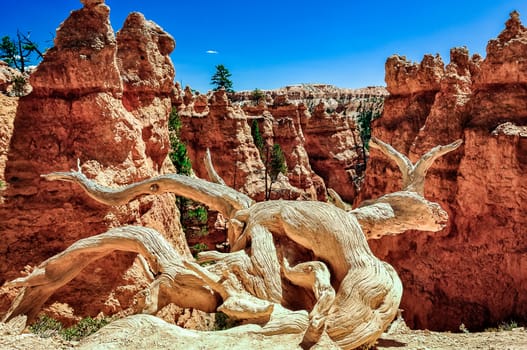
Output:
[203,148,226,186]
[369,137,463,195]
[348,137,463,238]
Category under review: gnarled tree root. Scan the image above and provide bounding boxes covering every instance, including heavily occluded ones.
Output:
[2,226,220,324]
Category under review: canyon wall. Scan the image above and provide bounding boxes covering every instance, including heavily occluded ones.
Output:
[358,11,527,331]
[175,84,387,202]
[0,0,187,324]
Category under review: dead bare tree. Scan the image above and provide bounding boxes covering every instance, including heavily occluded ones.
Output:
[2,138,462,349]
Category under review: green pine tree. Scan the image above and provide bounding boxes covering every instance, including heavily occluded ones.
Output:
[269,144,287,182]
[265,143,287,200]
[0,31,44,73]
[210,64,234,92]
[251,120,265,156]
[168,108,192,176]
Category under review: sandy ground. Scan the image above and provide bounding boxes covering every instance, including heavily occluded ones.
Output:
[1,314,527,350]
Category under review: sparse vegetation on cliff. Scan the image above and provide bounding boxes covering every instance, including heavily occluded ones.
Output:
[250,120,288,200]
[29,315,112,341]
[168,107,210,245]
[356,96,383,151]
[168,108,192,176]
[251,88,265,104]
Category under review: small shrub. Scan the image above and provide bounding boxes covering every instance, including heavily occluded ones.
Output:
[190,242,208,258]
[11,75,27,97]
[60,316,111,341]
[29,315,111,341]
[198,226,208,236]
[251,88,265,104]
[167,108,192,176]
[251,120,265,163]
[29,315,63,338]
[459,323,469,333]
[187,206,208,223]
[168,107,182,134]
[498,320,519,331]
[485,320,521,332]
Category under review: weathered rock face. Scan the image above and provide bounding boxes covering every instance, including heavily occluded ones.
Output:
[231,84,387,109]
[0,94,17,188]
[177,89,268,199]
[357,11,527,331]
[248,96,327,200]
[303,103,365,200]
[177,84,386,202]
[0,0,185,323]
[0,62,21,93]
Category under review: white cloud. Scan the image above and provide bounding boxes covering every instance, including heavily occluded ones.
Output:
[206,50,218,54]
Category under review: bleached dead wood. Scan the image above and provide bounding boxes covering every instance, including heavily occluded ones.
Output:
[330,137,463,239]
[203,148,226,186]
[41,160,253,218]
[3,138,461,349]
[2,226,220,323]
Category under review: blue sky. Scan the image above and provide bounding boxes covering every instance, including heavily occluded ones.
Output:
[2,1,527,92]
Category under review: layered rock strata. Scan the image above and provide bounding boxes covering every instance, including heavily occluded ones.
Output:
[357,11,527,331]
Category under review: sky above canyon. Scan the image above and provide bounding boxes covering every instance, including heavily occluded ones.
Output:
[2,0,527,92]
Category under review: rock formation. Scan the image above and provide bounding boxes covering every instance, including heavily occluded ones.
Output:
[0,94,17,188]
[175,84,387,202]
[176,88,269,199]
[0,61,24,94]
[0,0,185,324]
[357,11,527,331]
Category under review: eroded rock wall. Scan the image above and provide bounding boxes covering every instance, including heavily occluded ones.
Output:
[0,0,185,323]
[176,84,386,202]
[357,11,527,331]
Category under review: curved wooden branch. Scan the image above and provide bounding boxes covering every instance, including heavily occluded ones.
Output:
[350,137,462,238]
[203,148,226,186]
[283,259,335,348]
[369,136,414,188]
[411,139,463,193]
[41,165,254,218]
[327,188,352,211]
[2,226,220,324]
[353,192,448,238]
[5,138,459,349]
[195,223,282,304]
[369,137,462,195]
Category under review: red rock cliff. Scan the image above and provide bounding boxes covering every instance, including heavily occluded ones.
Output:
[0,0,185,322]
[357,11,527,331]
[177,84,386,202]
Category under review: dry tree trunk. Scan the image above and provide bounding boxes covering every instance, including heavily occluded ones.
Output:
[3,139,461,349]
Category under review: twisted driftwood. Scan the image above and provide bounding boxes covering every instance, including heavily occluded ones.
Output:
[3,138,462,349]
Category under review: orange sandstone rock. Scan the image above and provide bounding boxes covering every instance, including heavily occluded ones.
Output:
[0,0,184,323]
[358,11,527,331]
